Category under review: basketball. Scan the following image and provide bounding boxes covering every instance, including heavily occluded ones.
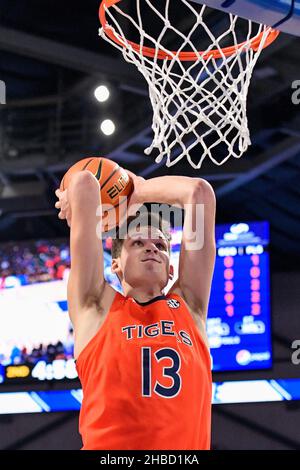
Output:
[60,157,133,231]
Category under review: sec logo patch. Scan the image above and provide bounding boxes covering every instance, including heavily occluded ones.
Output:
[167,299,180,309]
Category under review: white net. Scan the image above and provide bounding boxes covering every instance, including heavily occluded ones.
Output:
[99,0,279,168]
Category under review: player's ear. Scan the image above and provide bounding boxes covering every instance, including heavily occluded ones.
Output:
[111,258,121,275]
[168,264,174,280]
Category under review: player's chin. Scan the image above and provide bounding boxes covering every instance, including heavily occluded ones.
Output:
[147,269,167,283]
[139,264,162,277]
[141,262,163,274]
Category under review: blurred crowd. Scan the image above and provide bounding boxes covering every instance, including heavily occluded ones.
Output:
[0,240,71,287]
[0,328,74,367]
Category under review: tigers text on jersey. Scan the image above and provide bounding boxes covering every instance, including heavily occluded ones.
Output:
[76,291,212,450]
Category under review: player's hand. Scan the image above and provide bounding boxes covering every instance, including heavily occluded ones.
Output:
[126,170,146,217]
[55,188,72,227]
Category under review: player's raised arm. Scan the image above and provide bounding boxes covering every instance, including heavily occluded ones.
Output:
[174,179,216,319]
[132,174,216,320]
[55,171,106,326]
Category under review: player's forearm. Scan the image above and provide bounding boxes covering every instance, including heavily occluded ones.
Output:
[68,171,102,231]
[137,176,209,208]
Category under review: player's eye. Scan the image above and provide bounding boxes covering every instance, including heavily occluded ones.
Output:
[133,240,143,246]
[156,242,166,250]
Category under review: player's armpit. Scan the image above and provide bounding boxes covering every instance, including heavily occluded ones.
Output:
[170,179,216,320]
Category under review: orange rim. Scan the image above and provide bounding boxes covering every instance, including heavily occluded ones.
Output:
[99,0,280,61]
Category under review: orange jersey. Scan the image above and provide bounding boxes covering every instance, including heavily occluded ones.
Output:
[76,291,212,450]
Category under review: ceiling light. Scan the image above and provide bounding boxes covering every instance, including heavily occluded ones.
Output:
[94,85,110,102]
[100,119,115,136]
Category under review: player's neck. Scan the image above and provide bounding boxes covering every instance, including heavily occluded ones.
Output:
[123,285,164,303]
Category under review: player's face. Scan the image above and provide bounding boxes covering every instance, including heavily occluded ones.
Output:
[113,226,173,289]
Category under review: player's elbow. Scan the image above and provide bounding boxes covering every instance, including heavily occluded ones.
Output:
[68,170,100,207]
[191,178,216,206]
[69,169,98,191]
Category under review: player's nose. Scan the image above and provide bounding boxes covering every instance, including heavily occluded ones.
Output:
[145,242,158,253]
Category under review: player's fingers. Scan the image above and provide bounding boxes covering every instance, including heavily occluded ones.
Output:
[61,204,68,214]
[55,201,61,209]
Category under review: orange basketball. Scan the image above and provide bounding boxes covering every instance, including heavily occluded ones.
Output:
[60,157,133,232]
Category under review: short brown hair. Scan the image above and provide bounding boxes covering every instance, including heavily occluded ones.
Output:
[111,212,172,259]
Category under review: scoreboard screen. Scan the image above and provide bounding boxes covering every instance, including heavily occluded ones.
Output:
[0,221,271,384]
[209,221,271,371]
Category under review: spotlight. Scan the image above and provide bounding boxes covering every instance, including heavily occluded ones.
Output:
[94,85,110,102]
[100,119,115,136]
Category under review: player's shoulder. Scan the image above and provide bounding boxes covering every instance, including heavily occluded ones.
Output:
[167,284,210,350]
[72,283,120,361]
[167,281,206,324]
[168,281,206,316]
[164,294,182,309]
[166,290,192,317]
[167,281,190,308]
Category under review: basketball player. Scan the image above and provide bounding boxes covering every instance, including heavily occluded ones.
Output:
[55,168,216,450]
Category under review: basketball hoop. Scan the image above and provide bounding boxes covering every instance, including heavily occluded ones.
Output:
[99,0,280,168]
